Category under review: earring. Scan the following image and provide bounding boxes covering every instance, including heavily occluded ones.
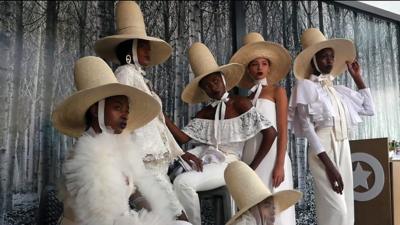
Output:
[126,55,132,64]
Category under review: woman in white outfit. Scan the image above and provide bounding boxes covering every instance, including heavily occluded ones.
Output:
[94,1,201,221]
[165,42,278,225]
[230,32,296,225]
[53,56,181,225]
[288,28,375,225]
[224,161,302,225]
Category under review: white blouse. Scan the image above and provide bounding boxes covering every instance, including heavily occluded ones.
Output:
[114,64,183,161]
[182,107,272,163]
[288,75,375,154]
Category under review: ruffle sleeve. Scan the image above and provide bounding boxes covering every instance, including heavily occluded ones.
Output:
[182,107,272,145]
[334,86,375,127]
[288,79,335,137]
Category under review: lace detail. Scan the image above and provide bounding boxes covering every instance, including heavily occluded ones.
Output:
[182,107,272,145]
[115,64,151,94]
[115,64,183,162]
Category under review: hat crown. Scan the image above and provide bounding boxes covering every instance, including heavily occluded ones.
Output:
[225,161,272,210]
[301,28,327,50]
[115,1,146,36]
[74,56,118,91]
[243,32,265,45]
[189,42,220,78]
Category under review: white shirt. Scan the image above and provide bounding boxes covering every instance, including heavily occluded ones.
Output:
[288,75,375,154]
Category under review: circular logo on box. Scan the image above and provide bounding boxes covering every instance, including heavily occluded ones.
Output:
[352,152,385,201]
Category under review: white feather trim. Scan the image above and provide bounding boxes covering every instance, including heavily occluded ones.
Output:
[63,133,175,225]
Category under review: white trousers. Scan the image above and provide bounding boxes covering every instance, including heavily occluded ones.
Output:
[173,162,228,225]
[308,127,354,225]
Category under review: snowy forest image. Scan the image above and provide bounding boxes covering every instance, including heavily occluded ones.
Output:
[0,1,399,225]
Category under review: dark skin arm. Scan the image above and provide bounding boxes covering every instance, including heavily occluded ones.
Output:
[163,113,203,172]
[317,152,344,194]
[249,127,277,170]
[313,60,362,195]
[346,60,366,89]
[233,97,277,170]
[164,114,191,145]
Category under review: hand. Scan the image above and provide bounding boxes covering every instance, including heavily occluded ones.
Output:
[181,152,203,172]
[324,164,344,194]
[272,164,285,188]
[346,60,361,78]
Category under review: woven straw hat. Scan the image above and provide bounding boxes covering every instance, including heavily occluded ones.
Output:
[230,32,292,88]
[294,28,356,80]
[52,56,161,137]
[181,42,244,104]
[225,161,302,225]
[94,1,172,66]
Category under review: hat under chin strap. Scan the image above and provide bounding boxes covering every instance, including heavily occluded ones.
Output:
[248,78,268,106]
[131,39,146,76]
[207,74,229,151]
[98,99,113,134]
[313,55,327,75]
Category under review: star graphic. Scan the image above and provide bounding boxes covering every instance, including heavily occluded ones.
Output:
[353,162,372,189]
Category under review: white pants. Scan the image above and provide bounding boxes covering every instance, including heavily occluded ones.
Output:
[173,162,228,225]
[309,127,354,225]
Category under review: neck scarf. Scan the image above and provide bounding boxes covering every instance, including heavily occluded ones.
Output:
[248,78,268,106]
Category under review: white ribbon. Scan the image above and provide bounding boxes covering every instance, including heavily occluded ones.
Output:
[316,74,334,87]
[207,74,229,150]
[313,55,322,74]
[312,74,348,143]
[98,99,113,134]
[131,39,146,76]
[248,78,268,106]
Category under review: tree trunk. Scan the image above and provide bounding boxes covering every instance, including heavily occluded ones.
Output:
[79,1,88,57]
[258,1,269,39]
[39,0,58,195]
[318,1,324,33]
[292,1,300,53]
[5,0,24,210]
[98,0,115,38]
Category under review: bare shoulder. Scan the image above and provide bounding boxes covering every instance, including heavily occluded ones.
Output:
[195,106,213,119]
[231,95,253,114]
[274,85,287,99]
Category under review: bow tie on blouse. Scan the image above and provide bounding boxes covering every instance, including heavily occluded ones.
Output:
[208,92,230,150]
[314,74,334,87]
[311,74,348,142]
[248,78,268,106]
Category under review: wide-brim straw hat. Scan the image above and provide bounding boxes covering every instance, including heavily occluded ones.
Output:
[230,32,292,88]
[52,56,161,137]
[294,28,356,80]
[225,161,302,225]
[181,42,244,104]
[94,1,172,66]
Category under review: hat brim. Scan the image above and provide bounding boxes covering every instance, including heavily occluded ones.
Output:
[52,83,161,137]
[94,34,172,66]
[293,39,356,80]
[181,63,244,104]
[230,41,292,88]
[226,190,302,225]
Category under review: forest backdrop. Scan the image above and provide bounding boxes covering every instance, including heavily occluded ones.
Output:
[0,1,399,224]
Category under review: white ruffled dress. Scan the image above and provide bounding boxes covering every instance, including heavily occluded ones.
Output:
[114,64,184,216]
